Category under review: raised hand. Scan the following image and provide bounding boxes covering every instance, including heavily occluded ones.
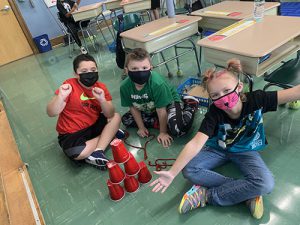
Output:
[149,170,175,193]
[92,87,106,103]
[58,84,72,101]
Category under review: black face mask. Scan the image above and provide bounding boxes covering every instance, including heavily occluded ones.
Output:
[128,70,151,85]
[78,72,98,87]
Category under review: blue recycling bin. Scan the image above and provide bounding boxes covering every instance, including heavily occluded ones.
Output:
[33,34,52,53]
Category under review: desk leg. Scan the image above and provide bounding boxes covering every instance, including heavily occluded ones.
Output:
[97,21,110,46]
[159,52,173,78]
[174,45,182,76]
[185,38,201,76]
[102,13,116,40]
[79,21,89,52]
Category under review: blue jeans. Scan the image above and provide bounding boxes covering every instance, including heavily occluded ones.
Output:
[182,146,274,206]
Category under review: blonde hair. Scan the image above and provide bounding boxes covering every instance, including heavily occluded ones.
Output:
[202,59,247,101]
[124,48,151,68]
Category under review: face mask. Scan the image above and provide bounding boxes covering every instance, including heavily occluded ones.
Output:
[78,72,98,87]
[128,70,151,85]
[212,83,240,110]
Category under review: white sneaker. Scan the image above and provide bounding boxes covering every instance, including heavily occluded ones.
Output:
[80,46,88,54]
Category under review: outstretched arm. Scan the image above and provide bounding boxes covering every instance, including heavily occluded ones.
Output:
[150,132,209,193]
[277,84,300,105]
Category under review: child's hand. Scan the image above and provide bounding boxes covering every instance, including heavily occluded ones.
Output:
[137,127,149,138]
[92,87,106,103]
[149,170,175,193]
[121,0,129,3]
[157,132,173,148]
[58,84,72,101]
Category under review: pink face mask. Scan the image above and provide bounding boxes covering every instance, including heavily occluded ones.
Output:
[212,83,240,110]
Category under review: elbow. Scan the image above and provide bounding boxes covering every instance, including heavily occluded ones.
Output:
[46,106,58,117]
[47,110,58,117]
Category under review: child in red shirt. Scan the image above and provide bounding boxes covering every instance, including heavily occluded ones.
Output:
[47,54,123,170]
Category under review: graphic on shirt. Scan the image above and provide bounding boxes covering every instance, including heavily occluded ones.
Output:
[132,101,155,112]
[207,108,266,152]
[80,93,95,101]
[63,2,71,12]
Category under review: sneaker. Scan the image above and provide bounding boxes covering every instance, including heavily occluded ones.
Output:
[115,129,125,139]
[178,185,207,214]
[246,196,264,219]
[288,100,300,109]
[183,96,199,109]
[80,46,88,55]
[85,150,109,170]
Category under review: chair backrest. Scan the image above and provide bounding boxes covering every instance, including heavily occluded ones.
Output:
[113,13,141,32]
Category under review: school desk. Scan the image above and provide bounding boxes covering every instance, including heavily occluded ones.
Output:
[191,1,280,31]
[72,2,103,22]
[71,3,104,51]
[102,0,152,39]
[120,15,202,76]
[197,15,300,80]
[120,0,151,14]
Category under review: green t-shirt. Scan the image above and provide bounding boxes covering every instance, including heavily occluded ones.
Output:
[120,71,181,113]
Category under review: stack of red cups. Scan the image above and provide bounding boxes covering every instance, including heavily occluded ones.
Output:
[107,138,152,202]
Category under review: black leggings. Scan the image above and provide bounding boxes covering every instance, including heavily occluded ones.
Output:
[121,102,196,137]
[64,20,89,47]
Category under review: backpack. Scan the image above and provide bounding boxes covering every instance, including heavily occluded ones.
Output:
[115,15,126,69]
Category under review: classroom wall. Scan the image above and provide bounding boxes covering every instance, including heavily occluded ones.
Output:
[15,0,102,40]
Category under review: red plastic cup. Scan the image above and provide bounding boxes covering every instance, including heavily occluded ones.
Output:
[110,139,130,163]
[137,161,152,184]
[107,160,125,184]
[107,179,125,201]
[124,174,139,193]
[124,152,140,176]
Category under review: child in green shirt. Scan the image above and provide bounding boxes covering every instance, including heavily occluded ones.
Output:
[120,48,198,148]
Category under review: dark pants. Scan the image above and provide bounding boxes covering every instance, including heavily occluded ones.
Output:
[64,20,89,47]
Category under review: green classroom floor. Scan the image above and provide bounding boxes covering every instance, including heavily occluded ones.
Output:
[1,38,300,225]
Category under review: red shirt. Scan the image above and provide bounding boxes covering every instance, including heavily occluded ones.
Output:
[55,78,112,134]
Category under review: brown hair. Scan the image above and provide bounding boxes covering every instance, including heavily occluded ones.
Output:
[124,48,151,68]
[73,54,97,72]
[202,59,247,101]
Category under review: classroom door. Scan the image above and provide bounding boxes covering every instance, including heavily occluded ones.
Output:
[0,0,33,66]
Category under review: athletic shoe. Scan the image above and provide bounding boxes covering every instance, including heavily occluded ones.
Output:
[115,129,125,139]
[178,185,207,214]
[246,196,264,219]
[80,46,88,55]
[85,151,109,170]
[183,96,199,109]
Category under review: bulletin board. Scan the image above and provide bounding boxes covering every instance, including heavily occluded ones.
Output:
[44,0,57,7]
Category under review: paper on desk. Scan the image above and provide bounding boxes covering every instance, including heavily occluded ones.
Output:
[208,19,256,42]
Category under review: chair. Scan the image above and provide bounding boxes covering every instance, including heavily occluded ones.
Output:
[112,13,141,32]
[161,0,191,16]
[263,51,300,91]
[57,12,75,58]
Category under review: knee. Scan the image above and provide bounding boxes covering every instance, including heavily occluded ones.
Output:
[251,173,275,195]
[109,113,121,124]
[182,165,196,180]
